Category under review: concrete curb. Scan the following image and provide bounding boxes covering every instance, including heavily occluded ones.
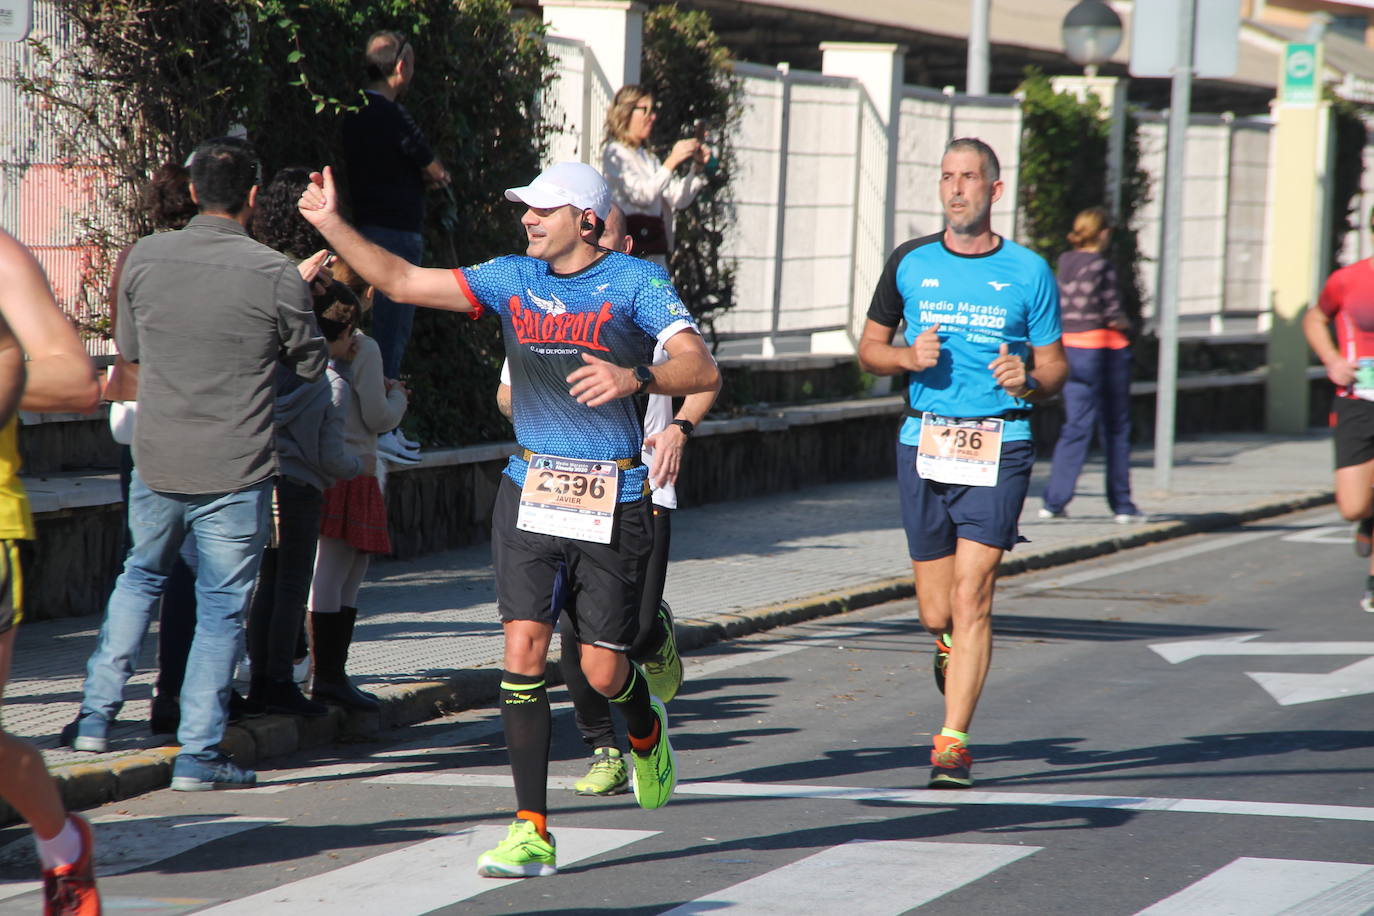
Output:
[29,488,1333,824]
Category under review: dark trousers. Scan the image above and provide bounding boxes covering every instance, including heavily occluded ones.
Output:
[359,225,424,379]
[120,445,197,702]
[560,506,671,750]
[247,477,323,683]
[1042,346,1138,516]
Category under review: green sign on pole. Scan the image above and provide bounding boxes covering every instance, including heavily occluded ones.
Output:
[1282,43,1318,106]
[0,1,31,42]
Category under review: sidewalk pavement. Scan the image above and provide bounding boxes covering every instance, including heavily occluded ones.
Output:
[1,431,1337,819]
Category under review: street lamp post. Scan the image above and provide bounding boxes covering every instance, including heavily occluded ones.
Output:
[1061,0,1123,79]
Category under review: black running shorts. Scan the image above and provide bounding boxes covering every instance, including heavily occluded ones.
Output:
[491,476,652,651]
[1333,396,1374,469]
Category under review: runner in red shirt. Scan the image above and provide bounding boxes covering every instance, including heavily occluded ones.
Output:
[1304,226,1374,611]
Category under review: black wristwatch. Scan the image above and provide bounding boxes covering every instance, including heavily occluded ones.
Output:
[1019,376,1040,400]
[670,418,694,437]
[633,364,654,394]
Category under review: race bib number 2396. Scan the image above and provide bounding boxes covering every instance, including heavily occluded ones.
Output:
[516,454,620,543]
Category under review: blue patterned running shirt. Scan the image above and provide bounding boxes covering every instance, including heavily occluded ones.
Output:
[453,252,697,501]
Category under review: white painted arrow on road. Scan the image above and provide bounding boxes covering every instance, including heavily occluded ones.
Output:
[1150,634,1374,664]
[1150,634,1374,705]
[1247,656,1374,706]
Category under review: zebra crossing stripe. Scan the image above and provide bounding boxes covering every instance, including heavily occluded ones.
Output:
[364,773,1374,824]
[191,825,657,915]
[658,840,1039,915]
[0,814,281,904]
[1135,857,1374,915]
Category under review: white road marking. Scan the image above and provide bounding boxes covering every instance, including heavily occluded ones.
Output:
[1248,656,1374,705]
[1151,634,1374,664]
[1149,635,1374,706]
[250,627,871,794]
[0,815,280,903]
[1281,525,1354,544]
[658,839,1039,915]
[1008,515,1338,597]
[361,773,1374,824]
[191,826,656,915]
[1136,857,1374,915]
[369,772,583,792]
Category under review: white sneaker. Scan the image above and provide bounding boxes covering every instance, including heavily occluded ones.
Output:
[395,429,421,450]
[1037,507,1067,520]
[1114,512,1149,524]
[378,431,420,465]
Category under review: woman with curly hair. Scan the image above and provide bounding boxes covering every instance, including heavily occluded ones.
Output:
[252,167,327,261]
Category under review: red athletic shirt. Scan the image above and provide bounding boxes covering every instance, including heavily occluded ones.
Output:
[1318,259,1374,399]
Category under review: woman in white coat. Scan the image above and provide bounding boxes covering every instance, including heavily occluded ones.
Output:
[600,84,710,266]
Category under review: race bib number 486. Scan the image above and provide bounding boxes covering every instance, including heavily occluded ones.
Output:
[916,413,1003,487]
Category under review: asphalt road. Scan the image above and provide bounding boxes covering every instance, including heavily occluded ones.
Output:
[2,505,1372,915]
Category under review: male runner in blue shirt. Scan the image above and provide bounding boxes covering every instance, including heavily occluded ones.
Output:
[859,138,1068,789]
[299,161,719,877]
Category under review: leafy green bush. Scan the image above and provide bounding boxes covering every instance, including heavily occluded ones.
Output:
[1328,95,1369,275]
[1017,69,1151,327]
[22,0,554,445]
[250,0,556,446]
[640,3,744,346]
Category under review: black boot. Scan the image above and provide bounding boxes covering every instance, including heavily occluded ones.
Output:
[242,673,269,718]
[265,679,329,717]
[309,607,379,712]
[149,691,180,736]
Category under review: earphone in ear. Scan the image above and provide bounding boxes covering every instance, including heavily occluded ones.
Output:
[581,218,594,232]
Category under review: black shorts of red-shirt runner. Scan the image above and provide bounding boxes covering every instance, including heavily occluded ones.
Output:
[1332,396,1374,469]
[491,475,653,651]
[896,439,1035,562]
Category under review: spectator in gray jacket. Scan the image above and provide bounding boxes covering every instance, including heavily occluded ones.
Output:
[246,283,372,718]
[63,137,327,792]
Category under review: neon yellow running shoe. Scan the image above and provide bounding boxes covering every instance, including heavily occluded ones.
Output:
[476,820,557,878]
[574,747,629,796]
[642,600,684,702]
[630,696,677,810]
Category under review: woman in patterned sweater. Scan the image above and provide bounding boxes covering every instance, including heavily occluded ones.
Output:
[1039,207,1145,524]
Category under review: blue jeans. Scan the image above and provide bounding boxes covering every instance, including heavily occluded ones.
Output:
[80,471,271,759]
[360,225,424,379]
[1042,346,1138,516]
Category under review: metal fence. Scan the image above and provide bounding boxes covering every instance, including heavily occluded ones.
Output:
[714,70,1026,353]
[541,36,613,168]
[1135,112,1275,335]
[0,13,1353,358]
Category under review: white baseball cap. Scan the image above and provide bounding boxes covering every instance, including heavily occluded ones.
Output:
[505,161,611,220]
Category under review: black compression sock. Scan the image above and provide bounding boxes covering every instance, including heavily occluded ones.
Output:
[500,671,551,817]
[610,665,657,741]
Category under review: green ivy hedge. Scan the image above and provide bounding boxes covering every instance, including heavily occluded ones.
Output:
[640,3,744,347]
[1017,69,1151,329]
[24,0,555,446]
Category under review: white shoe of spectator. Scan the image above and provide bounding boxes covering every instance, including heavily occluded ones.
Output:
[1114,512,1149,524]
[378,431,420,465]
[395,429,421,450]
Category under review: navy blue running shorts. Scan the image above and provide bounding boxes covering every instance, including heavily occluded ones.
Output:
[896,439,1035,561]
[491,475,652,651]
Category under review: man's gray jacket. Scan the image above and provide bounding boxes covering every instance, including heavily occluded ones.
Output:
[116,214,327,494]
